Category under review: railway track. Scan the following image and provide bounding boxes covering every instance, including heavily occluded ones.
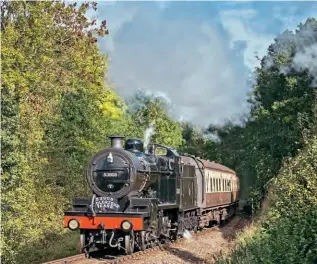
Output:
[43,214,247,264]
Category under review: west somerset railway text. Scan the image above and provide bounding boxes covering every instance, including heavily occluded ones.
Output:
[58,135,240,262]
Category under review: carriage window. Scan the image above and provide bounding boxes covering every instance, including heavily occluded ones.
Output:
[212,178,216,192]
[207,174,210,192]
[212,178,214,192]
[208,175,211,192]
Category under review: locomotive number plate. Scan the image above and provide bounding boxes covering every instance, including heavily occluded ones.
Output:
[95,196,120,212]
[102,172,118,177]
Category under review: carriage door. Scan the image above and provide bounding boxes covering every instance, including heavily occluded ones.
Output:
[181,164,196,210]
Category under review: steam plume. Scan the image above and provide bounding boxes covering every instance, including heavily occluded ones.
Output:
[144,121,155,151]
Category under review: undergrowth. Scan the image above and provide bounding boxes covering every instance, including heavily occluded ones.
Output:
[17,231,79,264]
[217,137,317,264]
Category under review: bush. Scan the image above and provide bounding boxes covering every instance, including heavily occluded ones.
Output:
[217,137,317,264]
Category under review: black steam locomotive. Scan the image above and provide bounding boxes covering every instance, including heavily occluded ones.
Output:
[63,135,239,256]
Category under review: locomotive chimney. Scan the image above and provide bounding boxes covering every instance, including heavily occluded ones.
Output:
[109,135,125,149]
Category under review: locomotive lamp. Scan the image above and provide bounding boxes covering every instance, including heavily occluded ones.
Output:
[121,220,133,231]
[68,219,80,231]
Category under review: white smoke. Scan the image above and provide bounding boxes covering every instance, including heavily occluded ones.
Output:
[97,4,251,127]
[96,3,317,127]
[144,121,155,151]
[183,230,192,240]
[263,21,317,87]
[291,43,317,87]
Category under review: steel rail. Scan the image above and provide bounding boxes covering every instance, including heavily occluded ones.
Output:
[42,214,246,264]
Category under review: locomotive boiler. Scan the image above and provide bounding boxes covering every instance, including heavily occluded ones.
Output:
[63,135,239,257]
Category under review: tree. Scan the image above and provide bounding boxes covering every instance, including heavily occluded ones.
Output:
[127,92,184,148]
[202,18,317,202]
[1,1,122,263]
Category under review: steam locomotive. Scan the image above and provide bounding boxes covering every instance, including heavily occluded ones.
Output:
[63,135,239,256]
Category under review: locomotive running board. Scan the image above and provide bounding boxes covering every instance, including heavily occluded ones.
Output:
[64,211,150,218]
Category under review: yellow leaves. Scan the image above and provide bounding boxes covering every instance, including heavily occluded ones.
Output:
[98,89,124,120]
[1,2,118,263]
[77,138,98,153]
[271,99,292,112]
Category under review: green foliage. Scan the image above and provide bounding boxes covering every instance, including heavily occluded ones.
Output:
[127,92,184,148]
[201,18,317,202]
[1,1,122,263]
[217,137,317,264]
[1,2,184,263]
[215,17,317,264]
